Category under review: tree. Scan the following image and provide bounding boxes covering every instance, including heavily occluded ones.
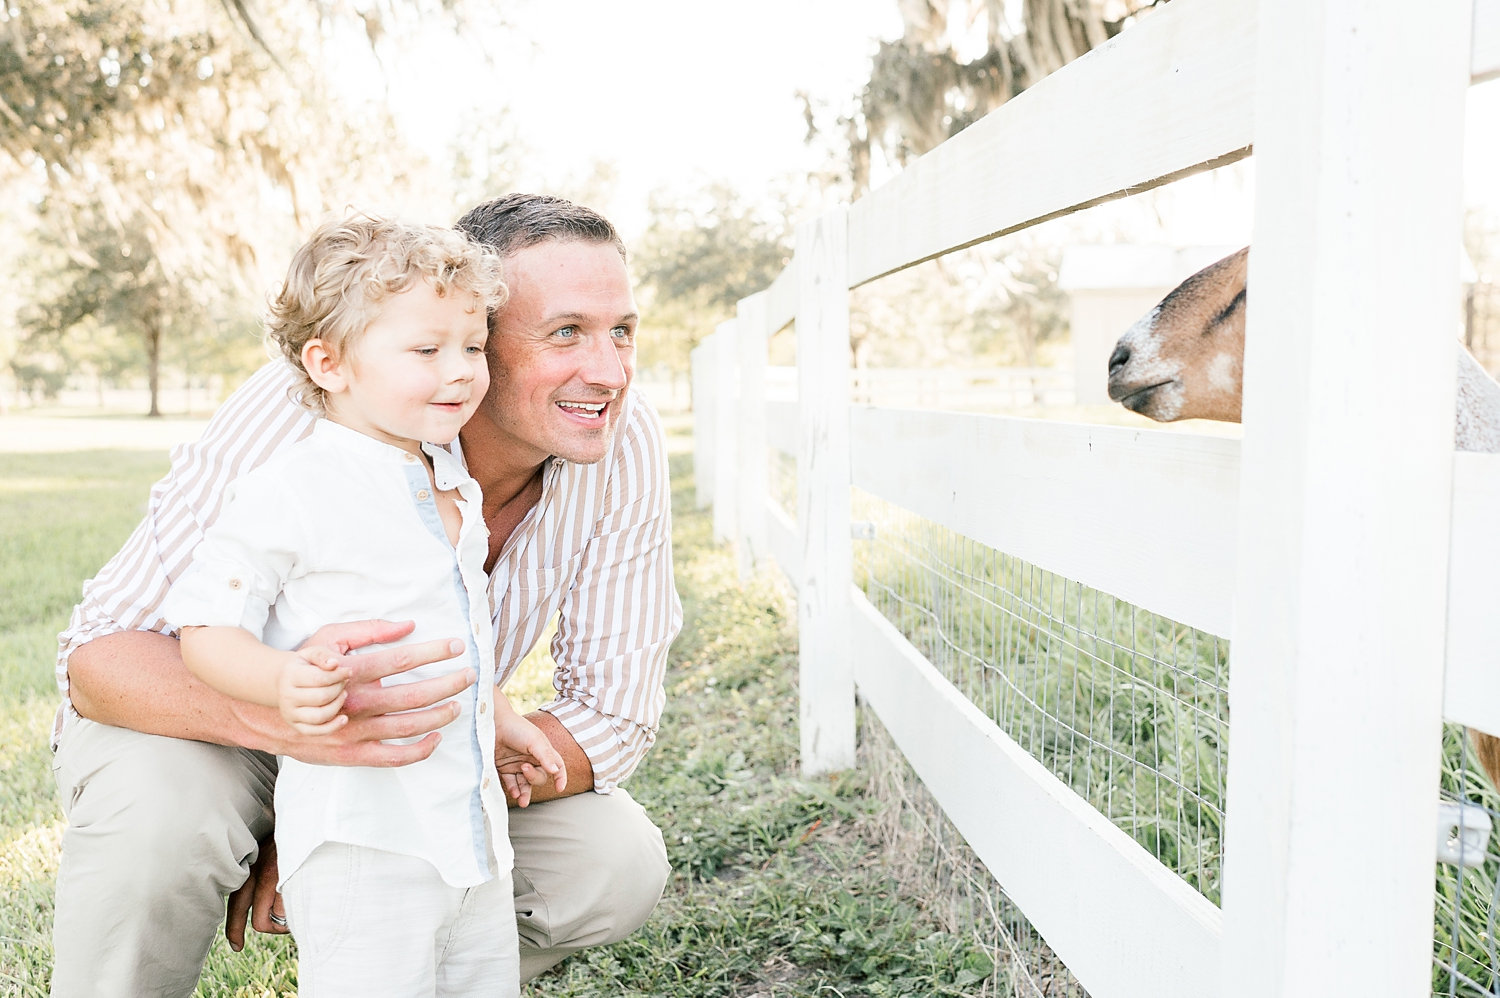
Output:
[1,0,506,410]
[21,211,214,416]
[634,185,794,376]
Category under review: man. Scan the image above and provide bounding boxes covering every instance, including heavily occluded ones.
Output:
[49,194,682,997]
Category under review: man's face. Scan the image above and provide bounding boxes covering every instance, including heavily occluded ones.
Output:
[474,238,638,468]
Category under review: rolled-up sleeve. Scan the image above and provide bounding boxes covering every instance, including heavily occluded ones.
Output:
[538,400,682,791]
[159,476,303,640]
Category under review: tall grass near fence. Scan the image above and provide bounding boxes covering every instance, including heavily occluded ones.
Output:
[1435,725,1500,997]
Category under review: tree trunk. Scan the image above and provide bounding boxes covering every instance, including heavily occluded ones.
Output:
[146,320,162,418]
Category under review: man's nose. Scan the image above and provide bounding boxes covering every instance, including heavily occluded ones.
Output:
[581,334,628,390]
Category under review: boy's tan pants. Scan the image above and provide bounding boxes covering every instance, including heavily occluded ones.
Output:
[48,717,670,998]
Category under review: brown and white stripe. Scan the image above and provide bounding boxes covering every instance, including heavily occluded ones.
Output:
[56,361,683,791]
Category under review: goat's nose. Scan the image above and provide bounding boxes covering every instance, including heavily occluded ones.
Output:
[1108,342,1131,376]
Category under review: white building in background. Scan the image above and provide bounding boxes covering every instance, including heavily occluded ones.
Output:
[1058,244,1238,405]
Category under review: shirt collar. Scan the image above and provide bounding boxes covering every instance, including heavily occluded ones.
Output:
[311,419,470,488]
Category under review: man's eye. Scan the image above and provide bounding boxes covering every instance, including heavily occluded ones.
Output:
[611,326,634,342]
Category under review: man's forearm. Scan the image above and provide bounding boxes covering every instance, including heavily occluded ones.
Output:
[68,629,292,753]
[516,710,595,804]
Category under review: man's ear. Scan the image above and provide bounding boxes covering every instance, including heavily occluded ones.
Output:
[301,339,349,395]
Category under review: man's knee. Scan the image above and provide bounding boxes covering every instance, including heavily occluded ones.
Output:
[510,789,669,955]
[55,719,275,894]
[51,721,278,996]
[589,794,670,936]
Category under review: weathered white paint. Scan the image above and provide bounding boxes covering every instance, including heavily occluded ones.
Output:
[710,320,739,546]
[1219,2,1470,995]
[764,263,799,337]
[765,400,798,459]
[852,593,1221,998]
[767,501,800,585]
[690,339,714,510]
[850,408,1240,638]
[736,292,770,578]
[846,0,1256,288]
[796,207,856,775]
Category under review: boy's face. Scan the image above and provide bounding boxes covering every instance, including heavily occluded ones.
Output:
[470,238,638,468]
[319,279,490,454]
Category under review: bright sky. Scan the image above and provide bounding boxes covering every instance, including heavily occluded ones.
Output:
[364,7,1500,247]
[381,1,903,238]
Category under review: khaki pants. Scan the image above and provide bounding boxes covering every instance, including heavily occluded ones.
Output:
[49,717,670,998]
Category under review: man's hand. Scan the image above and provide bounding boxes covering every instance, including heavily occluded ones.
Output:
[226,833,287,950]
[253,619,474,768]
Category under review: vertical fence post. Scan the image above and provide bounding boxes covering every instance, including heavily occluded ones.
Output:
[737,291,770,579]
[710,318,739,545]
[795,207,856,776]
[1220,3,1471,994]
[691,336,716,511]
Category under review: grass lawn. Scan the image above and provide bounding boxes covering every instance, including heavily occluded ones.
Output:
[0,411,997,997]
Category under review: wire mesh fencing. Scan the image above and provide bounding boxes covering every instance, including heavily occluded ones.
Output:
[845,487,1500,996]
[851,489,1229,903]
[1436,726,1500,997]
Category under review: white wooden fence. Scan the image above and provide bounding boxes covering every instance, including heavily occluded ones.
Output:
[690,1,1500,995]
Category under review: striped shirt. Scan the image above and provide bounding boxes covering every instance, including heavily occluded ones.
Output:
[55,360,682,792]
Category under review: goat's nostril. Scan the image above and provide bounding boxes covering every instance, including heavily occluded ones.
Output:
[1108,343,1131,375]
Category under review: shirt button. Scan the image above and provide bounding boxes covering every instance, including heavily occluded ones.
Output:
[228,578,243,590]
[405,453,418,463]
[482,777,492,789]
[416,489,431,501]
[479,702,488,714]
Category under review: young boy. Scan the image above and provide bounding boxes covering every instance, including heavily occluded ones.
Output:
[161,212,564,996]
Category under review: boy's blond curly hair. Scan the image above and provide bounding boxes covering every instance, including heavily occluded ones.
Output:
[267,211,508,412]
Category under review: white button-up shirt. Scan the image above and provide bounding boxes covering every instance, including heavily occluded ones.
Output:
[161,419,507,889]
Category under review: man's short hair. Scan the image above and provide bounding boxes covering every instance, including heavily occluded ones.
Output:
[267,211,506,412]
[454,194,626,261]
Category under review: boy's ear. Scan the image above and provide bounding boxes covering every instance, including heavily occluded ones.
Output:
[301,339,349,395]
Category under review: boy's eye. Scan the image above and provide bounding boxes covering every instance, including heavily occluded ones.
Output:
[415,347,438,356]
[465,344,485,355]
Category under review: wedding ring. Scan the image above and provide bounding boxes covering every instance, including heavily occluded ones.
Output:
[268,911,288,927]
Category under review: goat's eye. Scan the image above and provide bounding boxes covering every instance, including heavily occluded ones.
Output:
[1211,290,1246,329]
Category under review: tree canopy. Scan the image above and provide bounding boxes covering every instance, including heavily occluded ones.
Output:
[827,0,1164,194]
[2,0,502,413]
[634,184,794,375]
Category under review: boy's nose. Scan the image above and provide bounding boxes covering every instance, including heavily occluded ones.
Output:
[445,354,478,381]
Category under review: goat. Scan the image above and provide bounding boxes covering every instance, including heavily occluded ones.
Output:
[1105,246,1500,784]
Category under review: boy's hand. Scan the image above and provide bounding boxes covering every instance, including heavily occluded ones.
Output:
[278,645,350,735]
[495,713,567,808]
